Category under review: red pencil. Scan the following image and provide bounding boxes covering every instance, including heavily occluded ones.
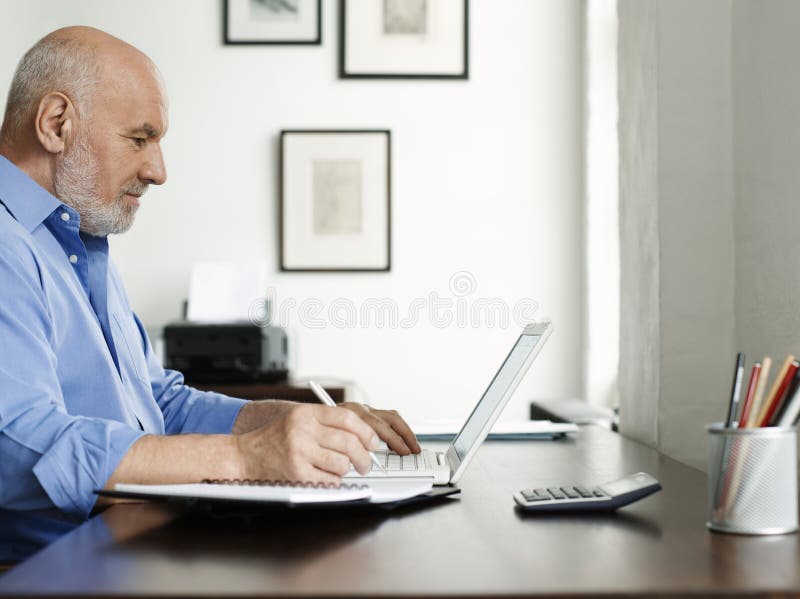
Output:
[738,362,761,427]
[758,360,799,427]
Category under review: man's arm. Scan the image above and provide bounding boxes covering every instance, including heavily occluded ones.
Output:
[103,401,383,490]
[0,244,144,519]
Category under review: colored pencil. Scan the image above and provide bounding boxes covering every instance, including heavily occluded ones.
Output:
[738,362,761,426]
[777,381,800,427]
[744,356,771,427]
[771,367,800,426]
[755,355,795,426]
[759,361,799,427]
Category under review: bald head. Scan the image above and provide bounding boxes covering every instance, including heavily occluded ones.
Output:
[0,26,161,146]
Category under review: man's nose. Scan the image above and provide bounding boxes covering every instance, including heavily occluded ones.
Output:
[140,143,167,186]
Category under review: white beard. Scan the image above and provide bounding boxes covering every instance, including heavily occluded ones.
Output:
[53,132,145,237]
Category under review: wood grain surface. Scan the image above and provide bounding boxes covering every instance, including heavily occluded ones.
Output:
[1,426,798,597]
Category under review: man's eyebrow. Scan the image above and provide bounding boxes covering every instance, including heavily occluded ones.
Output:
[129,124,161,137]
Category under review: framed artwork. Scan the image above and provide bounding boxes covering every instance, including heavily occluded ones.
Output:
[339,0,469,79]
[280,130,391,272]
[224,0,321,45]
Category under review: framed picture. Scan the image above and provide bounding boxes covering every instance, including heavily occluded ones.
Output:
[339,0,468,79]
[280,130,391,272]
[224,0,321,45]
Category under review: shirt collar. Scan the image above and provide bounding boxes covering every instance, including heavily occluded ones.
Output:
[0,154,66,232]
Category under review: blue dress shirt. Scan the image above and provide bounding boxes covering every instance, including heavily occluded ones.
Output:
[0,156,247,561]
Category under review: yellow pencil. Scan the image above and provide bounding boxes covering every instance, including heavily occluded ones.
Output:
[755,354,794,427]
[745,356,771,427]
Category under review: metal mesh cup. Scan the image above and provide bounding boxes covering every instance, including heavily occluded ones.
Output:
[706,423,798,535]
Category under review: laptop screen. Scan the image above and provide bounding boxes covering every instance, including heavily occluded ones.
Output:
[452,333,543,460]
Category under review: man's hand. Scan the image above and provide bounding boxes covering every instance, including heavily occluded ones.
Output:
[101,400,421,499]
[234,401,382,484]
[339,402,421,455]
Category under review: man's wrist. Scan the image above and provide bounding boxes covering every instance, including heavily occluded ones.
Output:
[226,433,249,479]
[231,399,296,435]
[231,401,258,435]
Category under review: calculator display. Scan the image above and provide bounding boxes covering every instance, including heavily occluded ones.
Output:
[600,475,649,496]
[452,333,542,460]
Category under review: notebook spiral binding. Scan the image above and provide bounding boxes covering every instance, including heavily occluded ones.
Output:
[201,478,368,490]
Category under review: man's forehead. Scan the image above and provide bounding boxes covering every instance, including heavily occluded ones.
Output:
[94,59,168,135]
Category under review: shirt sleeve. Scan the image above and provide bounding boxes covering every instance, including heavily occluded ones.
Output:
[0,241,145,520]
[134,315,247,435]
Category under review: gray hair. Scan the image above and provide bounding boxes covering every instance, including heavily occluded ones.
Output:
[1,36,99,143]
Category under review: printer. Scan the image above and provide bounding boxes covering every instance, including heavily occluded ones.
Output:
[163,321,289,384]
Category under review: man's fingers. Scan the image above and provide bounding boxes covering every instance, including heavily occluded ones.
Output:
[284,444,346,484]
[316,428,372,475]
[315,406,379,452]
[374,409,421,454]
[309,445,357,477]
[363,412,412,455]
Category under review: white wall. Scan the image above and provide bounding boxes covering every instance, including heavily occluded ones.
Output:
[618,0,660,446]
[733,0,800,366]
[619,0,800,471]
[0,0,584,422]
[584,0,620,408]
[619,0,736,469]
[656,0,736,468]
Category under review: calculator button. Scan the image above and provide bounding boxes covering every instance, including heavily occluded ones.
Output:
[533,488,549,496]
[561,487,581,499]
[573,486,592,497]
[593,490,608,497]
[521,491,537,501]
[522,493,548,502]
[547,487,567,500]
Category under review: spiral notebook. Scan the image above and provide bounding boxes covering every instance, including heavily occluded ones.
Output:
[97,477,438,506]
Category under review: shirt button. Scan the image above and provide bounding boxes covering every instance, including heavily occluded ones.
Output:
[61,212,70,222]
[69,255,78,264]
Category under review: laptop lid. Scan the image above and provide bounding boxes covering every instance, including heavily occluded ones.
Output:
[446,322,552,484]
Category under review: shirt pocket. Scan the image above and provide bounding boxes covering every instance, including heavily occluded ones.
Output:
[112,313,150,386]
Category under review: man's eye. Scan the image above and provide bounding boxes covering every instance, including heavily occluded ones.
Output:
[132,137,147,147]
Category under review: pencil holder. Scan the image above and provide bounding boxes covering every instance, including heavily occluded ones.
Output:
[706,423,798,535]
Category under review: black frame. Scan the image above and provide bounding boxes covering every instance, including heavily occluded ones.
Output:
[223,0,322,45]
[279,129,392,272]
[338,0,469,79]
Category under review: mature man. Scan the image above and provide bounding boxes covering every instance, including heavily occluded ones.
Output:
[0,27,419,562]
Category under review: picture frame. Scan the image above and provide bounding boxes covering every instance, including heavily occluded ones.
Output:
[280,130,391,272]
[224,0,321,45]
[339,0,469,79]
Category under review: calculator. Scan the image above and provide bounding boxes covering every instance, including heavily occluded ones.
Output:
[514,472,661,512]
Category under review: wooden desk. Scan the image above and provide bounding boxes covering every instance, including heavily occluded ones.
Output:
[1,426,799,597]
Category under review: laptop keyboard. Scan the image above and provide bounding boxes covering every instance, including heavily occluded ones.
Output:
[372,449,440,472]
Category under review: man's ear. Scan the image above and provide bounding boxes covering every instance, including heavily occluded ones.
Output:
[34,92,76,155]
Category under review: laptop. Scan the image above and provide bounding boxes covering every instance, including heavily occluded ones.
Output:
[345,321,553,485]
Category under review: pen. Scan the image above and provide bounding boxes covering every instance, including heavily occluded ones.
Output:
[714,352,744,505]
[308,380,387,474]
[725,353,745,428]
